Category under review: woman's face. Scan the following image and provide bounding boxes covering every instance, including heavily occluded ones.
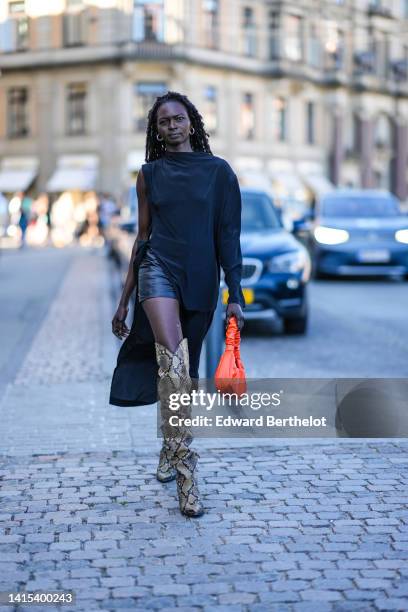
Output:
[156,101,192,148]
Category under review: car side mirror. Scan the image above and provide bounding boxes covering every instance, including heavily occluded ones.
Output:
[120,221,136,234]
[292,215,313,234]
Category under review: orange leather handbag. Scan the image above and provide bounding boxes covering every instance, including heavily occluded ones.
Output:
[214,315,247,396]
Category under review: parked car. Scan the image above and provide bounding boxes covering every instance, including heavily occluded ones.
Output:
[224,187,311,334]
[107,187,311,334]
[105,214,136,271]
[300,189,408,278]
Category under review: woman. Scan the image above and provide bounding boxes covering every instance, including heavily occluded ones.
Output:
[110,91,245,518]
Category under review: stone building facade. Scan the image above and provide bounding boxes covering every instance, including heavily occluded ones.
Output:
[0,0,407,206]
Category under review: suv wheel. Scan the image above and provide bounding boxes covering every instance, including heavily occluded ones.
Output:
[283,314,308,335]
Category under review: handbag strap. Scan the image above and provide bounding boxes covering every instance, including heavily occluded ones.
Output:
[225,316,237,351]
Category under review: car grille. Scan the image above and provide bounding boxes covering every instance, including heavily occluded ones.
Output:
[241,258,263,285]
[242,263,257,280]
[220,257,263,285]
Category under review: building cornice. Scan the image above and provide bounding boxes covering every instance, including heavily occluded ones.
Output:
[1,42,408,99]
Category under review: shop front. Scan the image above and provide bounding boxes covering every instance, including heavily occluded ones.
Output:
[0,156,39,246]
[45,154,100,247]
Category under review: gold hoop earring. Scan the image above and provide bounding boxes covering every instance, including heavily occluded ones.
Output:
[156,133,164,141]
[189,127,195,135]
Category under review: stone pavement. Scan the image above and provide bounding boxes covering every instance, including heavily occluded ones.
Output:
[1,246,408,612]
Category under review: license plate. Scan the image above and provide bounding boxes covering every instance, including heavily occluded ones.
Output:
[357,249,390,263]
[222,288,254,305]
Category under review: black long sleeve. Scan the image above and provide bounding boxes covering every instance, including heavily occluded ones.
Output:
[216,171,246,310]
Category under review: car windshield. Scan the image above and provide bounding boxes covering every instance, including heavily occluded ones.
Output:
[241,192,281,231]
[321,195,400,218]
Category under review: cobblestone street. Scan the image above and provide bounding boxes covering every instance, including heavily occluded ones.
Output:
[1,247,408,612]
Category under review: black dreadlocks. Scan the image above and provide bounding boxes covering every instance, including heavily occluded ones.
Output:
[145,91,213,162]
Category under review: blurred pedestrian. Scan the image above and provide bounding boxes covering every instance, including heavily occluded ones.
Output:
[16,192,32,248]
[98,192,118,241]
[30,193,50,246]
[0,192,8,240]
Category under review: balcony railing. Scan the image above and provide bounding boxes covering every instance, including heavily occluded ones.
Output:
[353,50,376,75]
[391,59,408,82]
[344,146,360,160]
[62,12,88,47]
[126,40,177,58]
[269,35,303,63]
[368,4,392,18]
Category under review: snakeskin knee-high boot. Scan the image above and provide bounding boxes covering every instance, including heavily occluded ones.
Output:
[156,443,177,482]
[155,338,188,483]
[156,376,200,483]
[155,337,204,517]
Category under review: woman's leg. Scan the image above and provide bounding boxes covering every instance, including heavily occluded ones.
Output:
[141,296,204,517]
[141,296,183,353]
[141,296,182,482]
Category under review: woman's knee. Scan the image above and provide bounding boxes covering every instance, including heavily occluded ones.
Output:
[141,297,183,353]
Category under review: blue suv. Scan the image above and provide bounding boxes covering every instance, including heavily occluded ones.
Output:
[220,188,311,334]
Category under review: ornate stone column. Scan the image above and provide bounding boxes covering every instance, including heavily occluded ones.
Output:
[392,121,408,201]
[330,111,344,186]
[360,117,374,188]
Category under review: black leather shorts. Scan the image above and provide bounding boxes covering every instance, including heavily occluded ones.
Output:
[138,245,178,303]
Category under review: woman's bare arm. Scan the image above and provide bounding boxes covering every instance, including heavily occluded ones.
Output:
[112,169,151,338]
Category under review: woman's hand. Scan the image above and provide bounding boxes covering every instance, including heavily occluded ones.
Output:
[112,304,130,340]
[225,303,244,332]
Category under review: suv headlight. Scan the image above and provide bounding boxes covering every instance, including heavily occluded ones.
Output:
[266,250,308,274]
[314,226,349,245]
[395,229,408,244]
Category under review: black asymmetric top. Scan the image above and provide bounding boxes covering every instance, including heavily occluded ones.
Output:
[109,150,246,407]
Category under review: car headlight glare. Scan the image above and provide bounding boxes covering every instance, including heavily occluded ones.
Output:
[314,225,349,245]
[267,250,307,274]
[395,229,408,244]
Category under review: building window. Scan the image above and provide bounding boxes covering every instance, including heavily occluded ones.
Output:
[63,0,86,47]
[7,87,29,138]
[344,112,362,157]
[272,97,288,142]
[308,23,321,68]
[306,101,315,144]
[203,85,217,135]
[243,6,256,57]
[284,14,302,62]
[374,113,392,148]
[133,0,165,42]
[404,44,408,73]
[9,0,26,12]
[66,83,87,135]
[324,21,344,70]
[268,10,280,60]
[7,1,29,50]
[240,92,255,140]
[202,0,219,49]
[353,113,361,153]
[134,82,167,132]
[371,30,390,78]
